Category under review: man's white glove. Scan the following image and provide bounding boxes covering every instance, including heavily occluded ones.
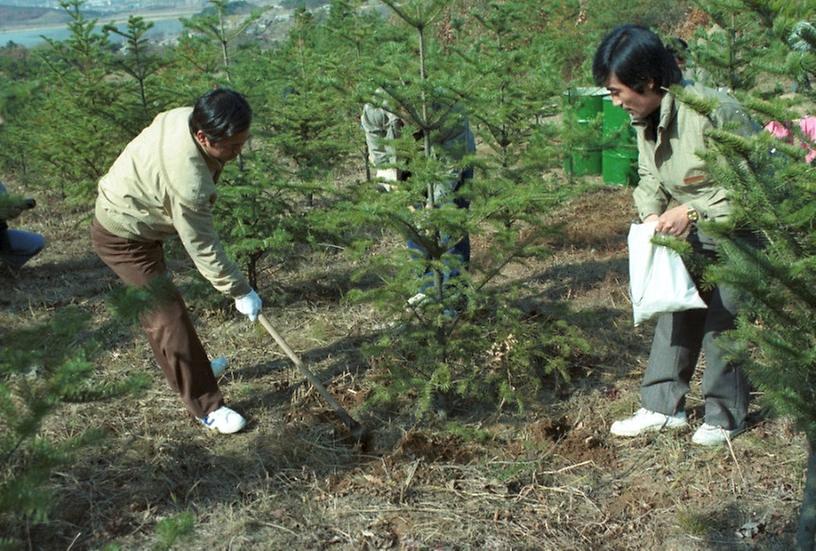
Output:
[235,289,262,322]
[375,168,398,192]
[376,168,398,182]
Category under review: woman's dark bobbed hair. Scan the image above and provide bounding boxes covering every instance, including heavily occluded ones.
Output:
[189,88,252,142]
[592,25,682,93]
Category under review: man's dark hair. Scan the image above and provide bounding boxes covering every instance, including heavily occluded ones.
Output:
[189,88,252,142]
[592,25,682,93]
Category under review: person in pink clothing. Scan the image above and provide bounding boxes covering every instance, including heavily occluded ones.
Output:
[764,116,816,164]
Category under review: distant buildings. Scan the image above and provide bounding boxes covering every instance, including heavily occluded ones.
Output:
[3,0,209,13]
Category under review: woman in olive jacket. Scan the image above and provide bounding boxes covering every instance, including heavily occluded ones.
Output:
[593,25,758,446]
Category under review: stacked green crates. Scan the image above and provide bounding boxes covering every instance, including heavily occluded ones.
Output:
[601,96,638,185]
[563,87,606,176]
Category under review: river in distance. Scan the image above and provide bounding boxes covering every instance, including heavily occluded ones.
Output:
[0,15,187,48]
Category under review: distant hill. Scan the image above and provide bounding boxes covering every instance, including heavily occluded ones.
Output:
[200,0,257,17]
[0,5,68,28]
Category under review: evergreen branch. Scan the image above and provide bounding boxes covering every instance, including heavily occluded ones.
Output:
[670,84,720,118]
[378,83,425,129]
[702,137,808,258]
[707,128,755,157]
[737,94,798,125]
[385,212,443,257]
[790,21,816,53]
[227,9,265,42]
[726,234,816,313]
[379,0,420,28]
[2,431,32,466]
[475,226,548,293]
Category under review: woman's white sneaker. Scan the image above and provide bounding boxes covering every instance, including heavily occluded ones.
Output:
[610,407,688,437]
[198,406,246,434]
[691,423,742,446]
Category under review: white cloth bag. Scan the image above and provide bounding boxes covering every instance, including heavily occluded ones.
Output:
[628,221,707,325]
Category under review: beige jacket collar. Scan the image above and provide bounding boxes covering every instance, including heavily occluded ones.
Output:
[632,90,678,147]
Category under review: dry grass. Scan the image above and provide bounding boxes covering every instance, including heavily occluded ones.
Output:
[0,181,806,550]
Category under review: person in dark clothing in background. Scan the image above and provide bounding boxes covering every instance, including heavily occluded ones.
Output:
[0,181,44,274]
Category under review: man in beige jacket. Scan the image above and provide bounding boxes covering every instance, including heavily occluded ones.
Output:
[91,88,261,434]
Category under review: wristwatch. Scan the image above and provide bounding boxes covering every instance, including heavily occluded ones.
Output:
[687,206,700,223]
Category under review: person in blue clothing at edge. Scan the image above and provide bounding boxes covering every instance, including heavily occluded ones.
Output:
[361,91,476,311]
[91,88,261,434]
[0,181,44,275]
[593,25,759,446]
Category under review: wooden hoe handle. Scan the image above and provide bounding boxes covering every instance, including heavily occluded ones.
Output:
[257,313,362,433]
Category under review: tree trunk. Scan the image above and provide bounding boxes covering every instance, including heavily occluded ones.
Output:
[248,254,258,291]
[363,146,370,181]
[797,436,816,550]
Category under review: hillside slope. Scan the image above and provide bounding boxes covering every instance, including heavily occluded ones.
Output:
[0,181,804,550]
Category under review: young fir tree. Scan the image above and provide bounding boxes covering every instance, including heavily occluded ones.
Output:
[689,0,814,93]
[103,16,174,129]
[205,156,289,290]
[327,0,591,415]
[670,7,816,545]
[33,0,125,199]
[450,1,592,404]
[1,4,176,196]
[172,1,272,289]
[696,105,816,551]
[254,9,358,195]
[0,73,41,180]
[0,307,148,549]
[689,0,793,91]
[179,0,264,85]
[0,45,43,180]
[324,0,385,179]
[204,7,360,289]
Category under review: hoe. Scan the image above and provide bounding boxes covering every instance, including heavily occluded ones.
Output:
[257,313,368,446]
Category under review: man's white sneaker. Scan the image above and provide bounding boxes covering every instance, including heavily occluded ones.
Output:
[211,357,228,378]
[198,406,246,434]
[610,407,688,437]
[691,423,743,446]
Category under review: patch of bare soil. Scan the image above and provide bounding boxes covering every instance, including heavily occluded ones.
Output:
[530,416,618,468]
[1,181,805,550]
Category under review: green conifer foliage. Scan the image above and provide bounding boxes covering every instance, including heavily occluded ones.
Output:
[205,7,362,288]
[0,44,43,180]
[212,156,304,290]
[258,9,358,188]
[702,122,816,551]
[324,0,385,178]
[688,0,810,91]
[179,0,265,85]
[0,308,148,549]
[103,16,173,128]
[325,1,592,415]
[0,4,178,194]
[31,0,124,199]
[680,6,816,545]
[690,0,760,89]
